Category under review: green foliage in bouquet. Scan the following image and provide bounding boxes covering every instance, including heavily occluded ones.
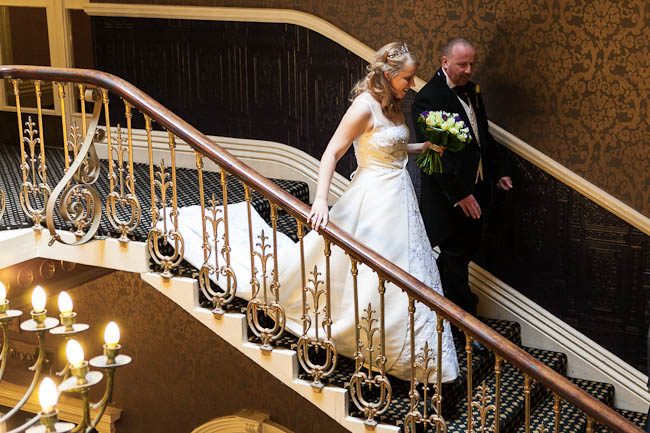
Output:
[415,111,471,175]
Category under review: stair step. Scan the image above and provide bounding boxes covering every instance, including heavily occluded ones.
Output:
[515,377,613,433]
[433,347,566,433]
[596,408,648,432]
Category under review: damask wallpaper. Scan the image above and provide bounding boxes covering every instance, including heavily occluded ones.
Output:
[91,0,650,217]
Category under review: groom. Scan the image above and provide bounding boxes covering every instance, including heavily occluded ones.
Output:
[412,38,512,332]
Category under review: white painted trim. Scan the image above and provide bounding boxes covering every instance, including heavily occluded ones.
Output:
[472,262,650,413]
[94,125,349,205]
[140,272,400,433]
[0,228,150,272]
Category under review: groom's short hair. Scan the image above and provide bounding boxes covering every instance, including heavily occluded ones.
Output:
[442,38,475,57]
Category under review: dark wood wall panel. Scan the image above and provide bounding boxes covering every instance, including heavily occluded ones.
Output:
[478,153,650,373]
[93,17,366,178]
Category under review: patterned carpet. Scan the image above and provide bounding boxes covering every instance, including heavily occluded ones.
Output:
[0,143,647,432]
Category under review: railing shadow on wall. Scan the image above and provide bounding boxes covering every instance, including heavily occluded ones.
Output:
[0,64,643,433]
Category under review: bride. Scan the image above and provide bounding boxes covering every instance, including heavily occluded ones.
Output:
[172,42,459,382]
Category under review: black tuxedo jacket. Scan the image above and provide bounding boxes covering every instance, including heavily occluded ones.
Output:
[412,68,509,247]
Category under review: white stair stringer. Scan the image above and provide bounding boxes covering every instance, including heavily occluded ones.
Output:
[140,272,400,433]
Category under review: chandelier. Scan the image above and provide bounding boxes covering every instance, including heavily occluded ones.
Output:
[0,282,131,433]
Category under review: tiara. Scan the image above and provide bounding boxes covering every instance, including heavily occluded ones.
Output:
[387,42,409,58]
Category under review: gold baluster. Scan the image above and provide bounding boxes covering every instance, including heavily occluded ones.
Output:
[350,258,361,372]
[220,169,235,308]
[296,237,337,390]
[405,297,417,433]
[146,131,184,278]
[244,188,285,353]
[298,220,307,335]
[56,82,69,171]
[524,374,531,433]
[78,84,87,138]
[102,89,114,193]
[196,156,237,316]
[402,300,447,432]
[586,416,595,433]
[494,355,502,433]
[348,275,392,427]
[465,331,474,433]
[34,80,47,185]
[12,79,50,228]
[145,115,156,229]
[553,394,561,433]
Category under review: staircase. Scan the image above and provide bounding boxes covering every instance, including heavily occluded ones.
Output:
[2,145,644,432]
[0,65,647,433]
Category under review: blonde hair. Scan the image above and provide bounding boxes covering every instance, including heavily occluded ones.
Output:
[350,42,418,116]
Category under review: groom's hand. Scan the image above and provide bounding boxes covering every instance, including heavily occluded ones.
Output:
[456,194,481,219]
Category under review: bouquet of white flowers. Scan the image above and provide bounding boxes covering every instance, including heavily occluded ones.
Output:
[415,110,471,175]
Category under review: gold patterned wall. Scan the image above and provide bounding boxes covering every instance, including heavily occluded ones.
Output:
[90,0,650,217]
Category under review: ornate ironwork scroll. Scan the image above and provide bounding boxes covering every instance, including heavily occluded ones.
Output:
[296,232,337,390]
[147,128,184,278]
[348,271,392,427]
[46,86,104,246]
[244,186,285,353]
[403,299,446,433]
[105,100,141,242]
[471,381,496,433]
[196,153,237,317]
[13,79,51,228]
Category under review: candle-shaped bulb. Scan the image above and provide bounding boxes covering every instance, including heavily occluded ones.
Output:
[32,285,46,313]
[0,282,6,303]
[66,339,84,367]
[38,377,58,414]
[104,321,120,346]
[57,291,73,315]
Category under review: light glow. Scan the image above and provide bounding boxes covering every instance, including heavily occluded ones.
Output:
[0,282,6,303]
[104,321,120,346]
[31,286,46,313]
[66,339,84,367]
[38,377,58,414]
[57,291,73,314]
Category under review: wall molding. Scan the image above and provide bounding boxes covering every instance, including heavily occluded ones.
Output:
[471,261,650,413]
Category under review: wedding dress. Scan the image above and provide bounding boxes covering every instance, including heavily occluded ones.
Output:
[169,92,459,382]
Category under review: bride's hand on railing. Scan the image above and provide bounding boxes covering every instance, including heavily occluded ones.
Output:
[308,198,329,231]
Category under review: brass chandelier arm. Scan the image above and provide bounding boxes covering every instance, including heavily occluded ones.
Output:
[45,89,104,246]
[0,331,47,423]
[0,322,9,382]
[5,412,41,433]
[87,370,114,432]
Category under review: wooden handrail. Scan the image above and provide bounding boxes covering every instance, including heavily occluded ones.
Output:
[0,65,642,433]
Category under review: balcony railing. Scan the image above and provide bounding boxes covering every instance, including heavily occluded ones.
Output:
[0,65,643,433]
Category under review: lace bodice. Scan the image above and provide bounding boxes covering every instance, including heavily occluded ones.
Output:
[353,94,410,171]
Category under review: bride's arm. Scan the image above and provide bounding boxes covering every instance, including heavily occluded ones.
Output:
[406,140,444,155]
[308,102,372,230]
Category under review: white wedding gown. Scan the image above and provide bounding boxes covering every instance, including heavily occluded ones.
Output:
[169,92,459,382]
